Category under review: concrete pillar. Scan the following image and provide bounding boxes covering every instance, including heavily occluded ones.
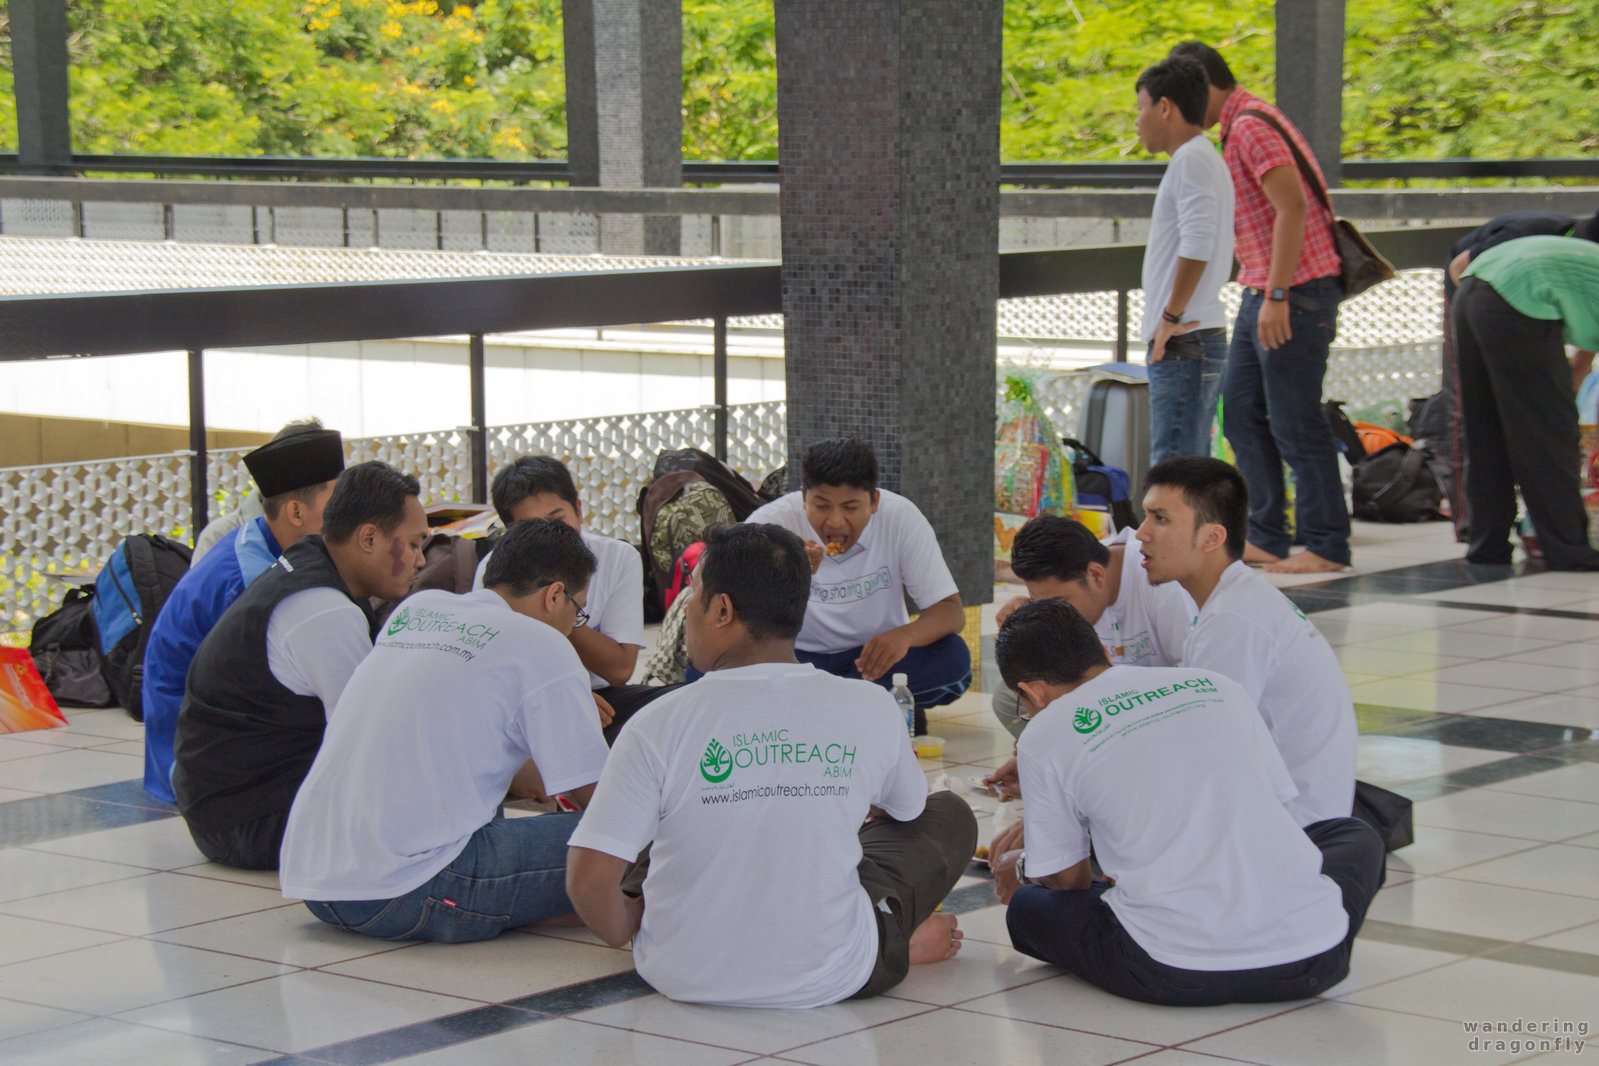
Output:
[562,0,683,255]
[775,0,1003,606]
[11,0,73,173]
[1275,0,1344,186]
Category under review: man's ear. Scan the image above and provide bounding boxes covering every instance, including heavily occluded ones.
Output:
[356,522,379,554]
[706,590,736,629]
[1199,521,1228,556]
[1016,679,1052,714]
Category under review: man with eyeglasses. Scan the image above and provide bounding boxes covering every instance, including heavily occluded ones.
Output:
[280,518,611,942]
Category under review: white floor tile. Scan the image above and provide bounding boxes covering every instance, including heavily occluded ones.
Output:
[28,816,208,870]
[1474,693,1599,730]
[390,1017,753,1066]
[0,847,148,904]
[0,730,113,753]
[1500,643,1599,670]
[324,933,637,1003]
[171,861,283,890]
[1482,763,1599,805]
[1312,603,1494,629]
[574,990,927,1055]
[1526,919,1599,955]
[0,871,285,937]
[57,710,147,742]
[1412,789,1599,842]
[1313,620,1417,648]
[1187,999,1531,1065]
[1355,736,1507,786]
[152,902,411,969]
[1359,630,1560,660]
[1321,940,1462,996]
[1425,660,1599,695]
[1365,876,1599,942]
[1336,647,1471,678]
[782,1006,1157,1066]
[0,913,124,966]
[1446,844,1599,900]
[1348,677,1533,714]
[0,996,90,1042]
[116,969,481,1055]
[878,939,1060,1006]
[1449,614,1599,642]
[958,971,1298,1045]
[1337,957,1599,1028]
[1384,826,1541,877]
[0,1017,270,1066]
[0,938,287,1015]
[1564,831,1599,850]
[0,747,143,792]
[0,787,41,802]
[1412,583,1596,609]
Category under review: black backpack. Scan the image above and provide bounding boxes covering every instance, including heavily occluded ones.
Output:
[1351,441,1444,523]
[28,585,114,708]
[91,534,193,720]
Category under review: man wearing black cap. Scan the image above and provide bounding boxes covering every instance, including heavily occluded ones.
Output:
[141,422,345,802]
[173,461,429,869]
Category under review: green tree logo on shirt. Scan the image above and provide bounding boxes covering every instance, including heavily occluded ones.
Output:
[700,739,734,783]
[1072,706,1103,735]
[386,606,411,638]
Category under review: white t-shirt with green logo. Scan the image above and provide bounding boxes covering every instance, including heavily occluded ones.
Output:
[1098,528,1194,667]
[280,588,610,901]
[569,661,928,1008]
[1182,560,1357,827]
[1018,665,1348,972]
[474,530,646,689]
[746,490,960,654]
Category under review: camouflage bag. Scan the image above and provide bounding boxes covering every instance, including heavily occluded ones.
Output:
[648,481,735,581]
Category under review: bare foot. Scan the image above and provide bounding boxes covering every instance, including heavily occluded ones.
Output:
[1264,550,1346,574]
[908,912,963,964]
[1243,542,1284,565]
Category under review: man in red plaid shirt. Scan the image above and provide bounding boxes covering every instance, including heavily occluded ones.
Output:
[1170,42,1350,574]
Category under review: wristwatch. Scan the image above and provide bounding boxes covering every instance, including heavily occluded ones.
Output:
[1015,851,1039,886]
[1268,287,1288,302]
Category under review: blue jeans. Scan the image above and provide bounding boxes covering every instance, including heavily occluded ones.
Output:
[305,811,581,942]
[796,632,972,709]
[1223,277,1351,564]
[1148,327,1227,464]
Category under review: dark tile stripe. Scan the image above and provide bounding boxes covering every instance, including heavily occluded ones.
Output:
[1357,918,1510,956]
[0,786,176,848]
[1423,600,1599,622]
[1484,943,1599,979]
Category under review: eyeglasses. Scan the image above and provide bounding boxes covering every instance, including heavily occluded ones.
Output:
[535,582,588,627]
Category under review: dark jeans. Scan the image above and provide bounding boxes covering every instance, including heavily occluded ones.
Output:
[188,806,291,871]
[595,683,683,745]
[1451,277,1599,570]
[797,632,972,735]
[1224,277,1352,564]
[306,811,582,943]
[1006,816,1386,1006]
[1149,327,1227,464]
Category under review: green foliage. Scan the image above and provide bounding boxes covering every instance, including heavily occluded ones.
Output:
[0,1,1593,162]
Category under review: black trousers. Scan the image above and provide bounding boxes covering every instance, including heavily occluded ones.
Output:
[187,806,291,871]
[1451,277,1599,570]
[1005,817,1386,1006]
[595,684,684,745]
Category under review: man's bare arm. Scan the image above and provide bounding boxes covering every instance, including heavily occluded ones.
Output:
[856,593,965,682]
[568,626,640,689]
[1257,165,1308,351]
[566,846,644,948]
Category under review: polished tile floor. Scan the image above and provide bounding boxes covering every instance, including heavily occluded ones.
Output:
[2,519,1598,1065]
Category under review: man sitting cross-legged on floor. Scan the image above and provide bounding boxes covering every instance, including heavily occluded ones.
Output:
[992,599,1385,1006]
[281,519,611,942]
[991,516,1194,737]
[744,437,970,734]
[1137,456,1357,827]
[474,455,672,742]
[566,522,977,1008]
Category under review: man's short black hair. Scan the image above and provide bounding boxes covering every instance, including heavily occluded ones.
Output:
[483,517,597,598]
[1010,515,1111,584]
[1169,41,1236,91]
[1573,209,1599,244]
[320,461,421,546]
[1144,456,1249,562]
[995,599,1107,691]
[1136,57,1209,128]
[801,438,878,494]
[696,522,810,642]
[490,456,580,525]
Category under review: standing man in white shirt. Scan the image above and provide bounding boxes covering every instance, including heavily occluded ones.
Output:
[476,456,661,740]
[745,438,970,734]
[282,519,611,941]
[172,462,429,869]
[1136,56,1236,463]
[566,523,977,1008]
[1136,457,1357,827]
[993,600,1384,1005]
[990,515,1194,737]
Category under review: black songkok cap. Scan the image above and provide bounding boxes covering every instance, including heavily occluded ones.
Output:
[243,430,345,498]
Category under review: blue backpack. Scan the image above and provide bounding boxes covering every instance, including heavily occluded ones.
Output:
[91,534,192,721]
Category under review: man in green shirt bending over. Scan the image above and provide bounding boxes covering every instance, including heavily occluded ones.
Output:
[1454,235,1599,571]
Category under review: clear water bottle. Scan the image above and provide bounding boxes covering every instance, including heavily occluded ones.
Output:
[891,673,915,742]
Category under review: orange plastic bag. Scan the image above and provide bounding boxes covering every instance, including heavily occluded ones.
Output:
[0,648,69,734]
